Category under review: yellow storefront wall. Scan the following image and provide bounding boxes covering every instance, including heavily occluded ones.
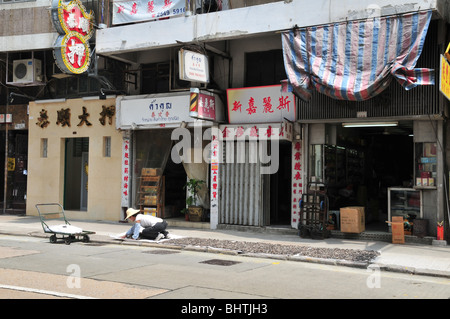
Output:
[27,97,123,221]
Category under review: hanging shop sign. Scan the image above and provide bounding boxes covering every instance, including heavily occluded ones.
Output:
[440,44,450,101]
[179,49,209,84]
[227,85,295,124]
[189,88,216,121]
[118,95,193,129]
[112,0,186,25]
[51,0,94,74]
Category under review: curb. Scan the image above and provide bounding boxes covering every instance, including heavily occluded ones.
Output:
[3,230,450,279]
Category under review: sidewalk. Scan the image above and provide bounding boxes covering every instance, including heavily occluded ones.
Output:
[0,214,449,278]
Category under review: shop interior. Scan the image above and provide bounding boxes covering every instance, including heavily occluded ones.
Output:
[311,121,415,231]
[133,128,212,220]
[269,141,292,225]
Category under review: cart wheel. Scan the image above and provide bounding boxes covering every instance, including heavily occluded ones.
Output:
[65,238,71,245]
[49,234,57,244]
[299,226,310,238]
[82,235,90,243]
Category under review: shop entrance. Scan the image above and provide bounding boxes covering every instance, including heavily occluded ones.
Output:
[326,121,414,231]
[64,137,89,211]
[269,141,291,225]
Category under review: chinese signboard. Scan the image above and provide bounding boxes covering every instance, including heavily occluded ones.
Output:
[117,95,194,129]
[209,128,220,229]
[227,85,296,124]
[121,136,131,206]
[218,122,293,141]
[440,54,450,101]
[189,88,216,121]
[112,0,186,25]
[51,0,94,74]
[291,139,303,228]
[179,49,209,84]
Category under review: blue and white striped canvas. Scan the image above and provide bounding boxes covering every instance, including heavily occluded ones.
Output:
[281,10,434,102]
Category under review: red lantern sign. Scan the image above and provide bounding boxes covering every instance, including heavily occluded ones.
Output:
[51,0,94,75]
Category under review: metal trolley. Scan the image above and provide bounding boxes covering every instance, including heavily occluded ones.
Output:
[36,203,95,245]
[297,182,331,239]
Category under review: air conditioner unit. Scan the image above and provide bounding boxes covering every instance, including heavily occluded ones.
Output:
[12,59,42,83]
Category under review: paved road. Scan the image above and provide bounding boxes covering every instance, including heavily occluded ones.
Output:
[0,234,448,302]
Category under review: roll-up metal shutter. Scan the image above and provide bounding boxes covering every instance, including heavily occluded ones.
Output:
[219,141,267,226]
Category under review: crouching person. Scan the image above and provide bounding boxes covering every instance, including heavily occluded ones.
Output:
[122,208,170,241]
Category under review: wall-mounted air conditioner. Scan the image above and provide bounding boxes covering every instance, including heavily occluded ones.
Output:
[12,59,42,84]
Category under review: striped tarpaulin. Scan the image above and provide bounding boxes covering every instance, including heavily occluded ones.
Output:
[281,10,434,102]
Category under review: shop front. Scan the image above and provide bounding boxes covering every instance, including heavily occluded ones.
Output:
[116,90,224,222]
[302,119,443,238]
[27,97,123,221]
[211,85,298,229]
[280,12,445,239]
[0,102,29,214]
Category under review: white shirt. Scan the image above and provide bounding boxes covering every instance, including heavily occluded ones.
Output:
[136,214,163,228]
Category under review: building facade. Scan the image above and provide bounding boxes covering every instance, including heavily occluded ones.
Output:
[0,0,449,239]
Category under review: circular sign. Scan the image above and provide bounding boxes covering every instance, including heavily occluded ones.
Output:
[54,32,90,74]
[51,0,94,75]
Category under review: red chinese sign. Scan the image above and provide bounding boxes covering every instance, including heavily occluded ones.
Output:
[219,122,293,141]
[189,89,216,121]
[51,0,94,74]
[291,140,303,226]
[227,85,295,124]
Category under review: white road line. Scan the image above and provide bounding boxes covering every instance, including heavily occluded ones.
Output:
[0,284,96,299]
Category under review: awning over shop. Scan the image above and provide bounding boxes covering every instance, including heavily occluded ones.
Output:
[281,10,434,102]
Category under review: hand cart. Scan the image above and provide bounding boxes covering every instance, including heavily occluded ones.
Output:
[36,203,96,245]
[297,182,331,239]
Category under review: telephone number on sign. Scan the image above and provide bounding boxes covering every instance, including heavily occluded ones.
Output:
[156,7,185,18]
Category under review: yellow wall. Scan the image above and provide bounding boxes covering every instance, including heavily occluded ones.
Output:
[27,97,123,221]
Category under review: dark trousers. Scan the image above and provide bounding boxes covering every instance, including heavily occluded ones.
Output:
[141,221,168,240]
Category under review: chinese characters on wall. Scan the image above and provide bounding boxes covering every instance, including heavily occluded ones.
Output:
[36,105,115,128]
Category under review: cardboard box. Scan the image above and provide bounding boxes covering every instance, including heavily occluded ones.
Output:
[141,168,162,176]
[390,216,405,244]
[391,221,405,244]
[340,207,365,233]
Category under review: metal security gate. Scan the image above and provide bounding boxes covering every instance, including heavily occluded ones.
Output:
[219,141,269,226]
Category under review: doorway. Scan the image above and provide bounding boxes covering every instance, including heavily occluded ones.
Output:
[269,141,291,225]
[64,137,89,211]
[327,121,414,231]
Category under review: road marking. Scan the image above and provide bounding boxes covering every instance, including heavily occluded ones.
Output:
[0,284,96,299]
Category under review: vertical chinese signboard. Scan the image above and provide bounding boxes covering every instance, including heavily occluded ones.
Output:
[112,0,186,25]
[291,139,303,228]
[210,127,220,229]
[121,136,131,207]
[51,0,94,74]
